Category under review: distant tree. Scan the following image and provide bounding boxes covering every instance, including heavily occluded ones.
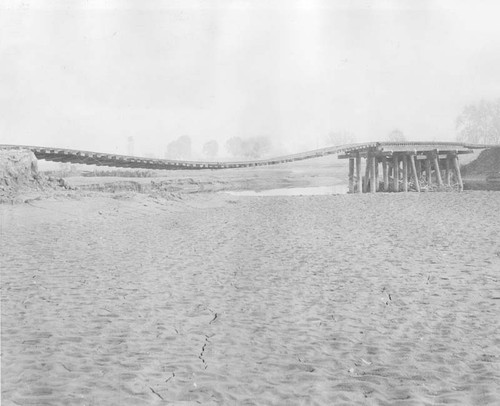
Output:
[166,135,192,159]
[225,136,271,158]
[225,137,244,157]
[456,99,500,144]
[176,135,191,158]
[166,141,177,158]
[326,130,356,146]
[242,136,272,158]
[202,140,219,159]
[387,129,406,142]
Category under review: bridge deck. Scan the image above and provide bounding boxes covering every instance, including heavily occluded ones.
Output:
[0,142,493,171]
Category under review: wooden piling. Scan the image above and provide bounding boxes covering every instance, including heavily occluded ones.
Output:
[410,154,420,192]
[356,152,362,194]
[453,154,463,191]
[370,153,376,193]
[445,154,451,186]
[402,154,408,192]
[425,156,432,186]
[416,159,422,180]
[393,154,399,192]
[363,154,371,193]
[348,158,355,193]
[433,152,443,187]
[382,156,389,192]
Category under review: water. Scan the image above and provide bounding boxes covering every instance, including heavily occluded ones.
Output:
[225,185,347,196]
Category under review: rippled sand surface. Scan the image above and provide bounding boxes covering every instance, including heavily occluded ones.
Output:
[2,192,500,405]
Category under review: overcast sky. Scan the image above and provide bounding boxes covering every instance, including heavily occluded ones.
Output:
[1,0,500,157]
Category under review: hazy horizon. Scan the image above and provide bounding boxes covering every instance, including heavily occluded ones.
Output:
[1,0,500,158]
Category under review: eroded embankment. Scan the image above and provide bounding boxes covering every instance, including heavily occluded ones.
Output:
[0,149,72,203]
[463,147,500,190]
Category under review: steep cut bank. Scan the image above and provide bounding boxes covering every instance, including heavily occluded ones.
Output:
[0,149,69,203]
[462,147,500,190]
[0,149,42,201]
[463,147,500,177]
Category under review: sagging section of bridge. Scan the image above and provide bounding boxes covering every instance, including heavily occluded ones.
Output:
[339,145,471,193]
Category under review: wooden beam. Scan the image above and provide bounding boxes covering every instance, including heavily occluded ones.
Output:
[453,154,464,191]
[445,155,451,186]
[348,158,355,193]
[364,155,370,193]
[402,154,408,192]
[393,154,399,192]
[425,156,432,187]
[382,156,389,192]
[370,153,377,193]
[410,154,421,192]
[356,152,362,194]
[433,152,443,187]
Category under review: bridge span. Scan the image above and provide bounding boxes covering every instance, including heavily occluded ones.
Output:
[2,142,498,193]
[0,141,493,171]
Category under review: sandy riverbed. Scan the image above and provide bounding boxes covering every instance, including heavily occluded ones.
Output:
[1,190,500,405]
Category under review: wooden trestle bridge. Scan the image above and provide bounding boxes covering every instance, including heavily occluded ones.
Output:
[1,141,496,193]
[339,143,476,193]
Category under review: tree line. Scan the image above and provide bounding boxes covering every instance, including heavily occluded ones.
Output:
[456,99,500,144]
[163,98,499,160]
[165,135,273,160]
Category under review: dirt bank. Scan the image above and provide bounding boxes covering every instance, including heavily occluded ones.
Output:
[462,147,500,190]
[0,149,44,202]
[0,149,71,203]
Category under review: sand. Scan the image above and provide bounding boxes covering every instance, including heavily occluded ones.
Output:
[1,191,500,405]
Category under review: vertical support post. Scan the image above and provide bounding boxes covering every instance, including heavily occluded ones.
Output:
[402,154,408,192]
[425,155,432,186]
[382,156,389,192]
[364,154,370,193]
[433,151,443,187]
[356,152,362,194]
[416,158,422,180]
[410,154,420,192]
[445,154,451,186]
[370,153,377,193]
[453,154,463,191]
[393,154,399,192]
[348,157,355,193]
